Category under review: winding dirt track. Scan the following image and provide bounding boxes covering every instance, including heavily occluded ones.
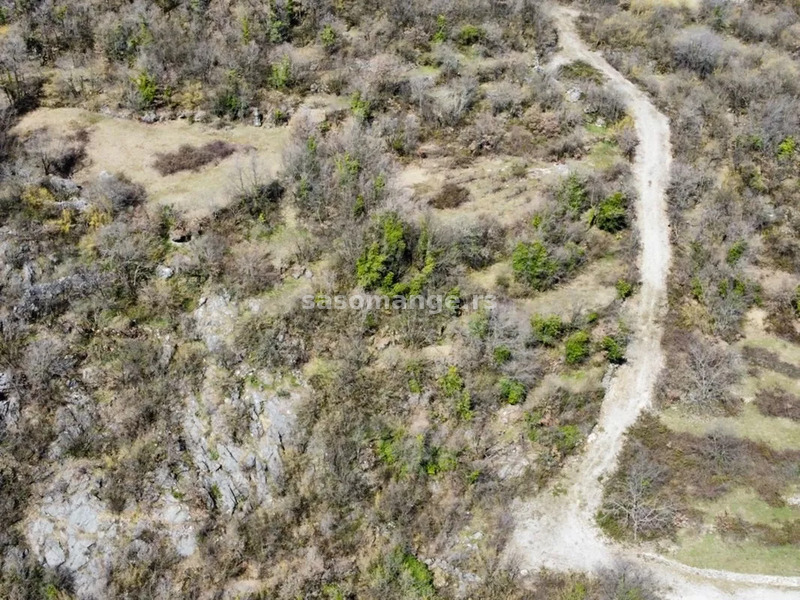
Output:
[507,7,800,599]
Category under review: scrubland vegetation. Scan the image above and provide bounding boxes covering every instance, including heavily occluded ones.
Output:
[3,0,797,595]
[0,0,667,597]
[577,0,800,571]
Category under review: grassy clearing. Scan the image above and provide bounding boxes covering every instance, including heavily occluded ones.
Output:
[588,140,621,170]
[698,488,800,525]
[519,257,623,318]
[660,403,800,451]
[673,532,800,576]
[397,155,549,227]
[14,107,289,222]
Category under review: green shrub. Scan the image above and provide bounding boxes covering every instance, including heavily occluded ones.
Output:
[555,424,581,454]
[440,366,472,420]
[512,241,558,290]
[269,55,292,89]
[530,314,566,346]
[320,24,337,51]
[134,71,158,108]
[456,24,485,46]
[439,365,464,397]
[595,192,627,233]
[356,213,408,291]
[455,391,473,420]
[422,446,458,476]
[794,286,800,317]
[493,345,512,364]
[726,240,747,265]
[616,278,634,299]
[468,310,490,339]
[499,377,526,405]
[399,550,436,597]
[350,91,372,121]
[565,331,591,364]
[601,335,626,364]
[432,14,448,43]
[777,136,796,159]
[557,173,589,215]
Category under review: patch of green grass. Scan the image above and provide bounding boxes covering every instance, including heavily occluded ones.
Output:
[673,531,800,576]
[559,60,604,83]
[588,140,621,170]
[584,120,609,136]
[698,488,800,525]
[660,403,800,451]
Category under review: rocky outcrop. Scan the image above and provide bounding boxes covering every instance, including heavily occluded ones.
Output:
[25,465,197,599]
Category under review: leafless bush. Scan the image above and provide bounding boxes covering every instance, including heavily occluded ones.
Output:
[225,241,277,295]
[731,8,788,43]
[284,119,393,226]
[22,335,73,396]
[376,113,420,156]
[431,76,479,126]
[752,96,800,150]
[615,124,638,160]
[755,388,800,421]
[672,28,726,78]
[486,82,529,116]
[430,183,471,209]
[463,112,506,155]
[596,561,664,600]
[431,43,462,80]
[153,141,237,175]
[25,128,86,177]
[94,220,163,295]
[89,173,146,213]
[546,131,585,160]
[585,84,626,123]
[701,426,746,474]
[667,161,712,212]
[669,334,740,412]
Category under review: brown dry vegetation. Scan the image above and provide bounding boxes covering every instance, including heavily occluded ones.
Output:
[153,140,238,176]
[581,0,800,566]
[0,0,667,597]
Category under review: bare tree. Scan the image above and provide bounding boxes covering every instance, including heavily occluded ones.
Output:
[604,447,675,541]
[681,334,740,411]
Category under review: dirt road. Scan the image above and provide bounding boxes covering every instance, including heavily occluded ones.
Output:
[507,7,800,599]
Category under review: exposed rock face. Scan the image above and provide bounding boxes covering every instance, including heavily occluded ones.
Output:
[182,372,301,514]
[184,295,303,514]
[26,467,120,598]
[25,465,198,599]
[22,294,302,598]
[566,87,582,102]
[0,371,19,433]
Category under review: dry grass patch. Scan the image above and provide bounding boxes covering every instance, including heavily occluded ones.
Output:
[13,107,289,222]
[660,403,800,451]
